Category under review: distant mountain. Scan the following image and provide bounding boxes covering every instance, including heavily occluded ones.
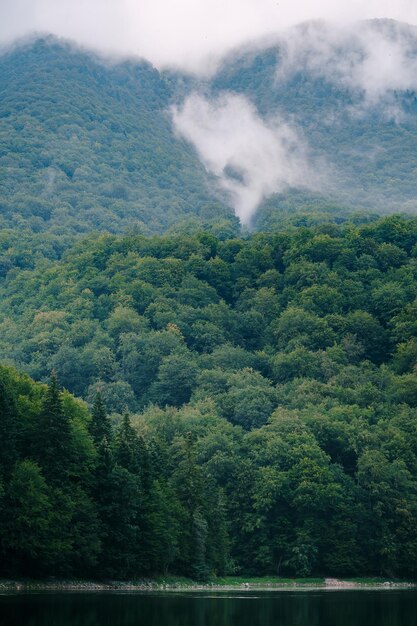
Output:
[180,19,417,228]
[0,37,235,237]
[1,21,417,246]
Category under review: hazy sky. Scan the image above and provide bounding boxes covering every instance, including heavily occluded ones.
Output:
[2,0,417,71]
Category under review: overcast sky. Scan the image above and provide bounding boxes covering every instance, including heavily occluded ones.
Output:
[1,0,417,72]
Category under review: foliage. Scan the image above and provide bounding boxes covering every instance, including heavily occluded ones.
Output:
[2,217,417,578]
[0,38,239,275]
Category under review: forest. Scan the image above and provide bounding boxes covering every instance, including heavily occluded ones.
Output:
[2,34,417,252]
[2,215,417,579]
[0,38,236,239]
[3,30,417,583]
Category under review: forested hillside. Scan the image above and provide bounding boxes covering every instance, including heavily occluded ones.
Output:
[2,24,417,583]
[2,216,417,409]
[0,37,235,238]
[211,20,417,224]
[2,217,417,579]
[3,23,417,250]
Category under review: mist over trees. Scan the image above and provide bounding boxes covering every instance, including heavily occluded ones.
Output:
[2,28,417,251]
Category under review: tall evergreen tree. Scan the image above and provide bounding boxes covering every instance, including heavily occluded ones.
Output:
[92,435,114,575]
[1,460,54,576]
[34,372,73,482]
[205,486,230,576]
[115,411,140,474]
[89,393,111,446]
[172,433,210,579]
[0,375,18,478]
[96,436,114,482]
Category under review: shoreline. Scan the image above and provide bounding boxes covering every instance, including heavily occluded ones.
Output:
[1,577,416,594]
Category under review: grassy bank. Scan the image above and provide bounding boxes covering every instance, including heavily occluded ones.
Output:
[1,576,416,593]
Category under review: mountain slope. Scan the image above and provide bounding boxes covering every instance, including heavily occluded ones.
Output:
[2,217,417,579]
[2,22,417,253]
[189,20,417,226]
[0,37,234,236]
[3,27,417,580]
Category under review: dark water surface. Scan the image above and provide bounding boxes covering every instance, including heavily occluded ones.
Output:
[0,590,416,626]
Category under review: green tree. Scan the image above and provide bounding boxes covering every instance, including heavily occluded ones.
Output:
[0,373,18,477]
[1,460,55,576]
[34,373,74,482]
[89,393,111,446]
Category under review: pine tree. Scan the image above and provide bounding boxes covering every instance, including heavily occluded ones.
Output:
[96,425,143,577]
[205,486,230,575]
[89,393,111,446]
[172,433,209,579]
[35,372,73,482]
[115,411,140,474]
[0,375,18,478]
[2,460,55,576]
[96,436,114,480]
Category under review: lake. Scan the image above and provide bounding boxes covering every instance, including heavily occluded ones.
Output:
[0,590,416,626]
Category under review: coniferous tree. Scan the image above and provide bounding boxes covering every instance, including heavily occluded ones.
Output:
[172,433,210,579]
[140,479,181,575]
[93,435,114,576]
[89,393,111,447]
[34,372,73,482]
[0,376,18,478]
[100,465,142,577]
[2,460,54,576]
[96,436,114,482]
[115,411,140,474]
[205,486,230,575]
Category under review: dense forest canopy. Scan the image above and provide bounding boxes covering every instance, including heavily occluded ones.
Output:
[2,216,417,579]
[2,25,417,582]
[0,38,237,238]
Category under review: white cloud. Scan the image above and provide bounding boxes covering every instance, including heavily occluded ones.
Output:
[1,0,417,72]
[172,93,320,223]
[277,20,417,106]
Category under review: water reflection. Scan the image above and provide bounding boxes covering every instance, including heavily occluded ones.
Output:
[0,590,416,626]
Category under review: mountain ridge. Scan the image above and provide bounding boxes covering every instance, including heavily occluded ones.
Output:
[1,20,417,243]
